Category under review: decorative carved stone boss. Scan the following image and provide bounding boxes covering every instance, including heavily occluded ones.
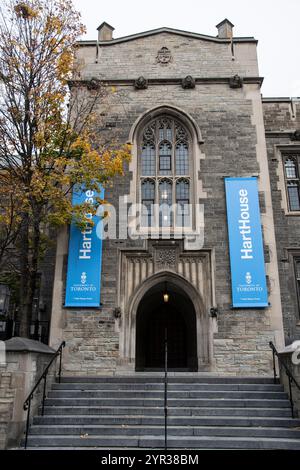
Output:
[156,47,173,65]
[134,76,148,90]
[155,248,177,270]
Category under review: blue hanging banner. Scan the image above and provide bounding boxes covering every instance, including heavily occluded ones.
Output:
[65,185,104,307]
[225,177,268,308]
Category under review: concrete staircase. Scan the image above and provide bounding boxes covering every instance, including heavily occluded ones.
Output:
[24,375,300,449]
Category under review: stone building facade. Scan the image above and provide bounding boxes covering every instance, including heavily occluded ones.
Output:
[47,20,300,376]
[263,98,300,343]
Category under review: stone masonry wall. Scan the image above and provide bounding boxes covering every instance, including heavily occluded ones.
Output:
[0,350,55,449]
[263,99,300,343]
[58,85,279,375]
[0,367,14,449]
[51,31,282,376]
[77,33,258,80]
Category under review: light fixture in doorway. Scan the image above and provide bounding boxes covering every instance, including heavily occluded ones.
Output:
[163,282,169,303]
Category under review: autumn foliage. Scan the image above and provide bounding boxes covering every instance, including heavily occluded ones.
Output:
[0,0,131,335]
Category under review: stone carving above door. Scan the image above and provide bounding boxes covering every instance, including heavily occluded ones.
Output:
[117,241,212,314]
[155,248,176,270]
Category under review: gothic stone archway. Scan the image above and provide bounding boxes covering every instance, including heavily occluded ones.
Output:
[135,280,198,371]
[116,243,213,373]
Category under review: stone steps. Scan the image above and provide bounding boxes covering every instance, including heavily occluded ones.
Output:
[24,375,300,449]
[24,435,300,450]
[49,390,287,400]
[52,383,284,391]
[28,424,300,438]
[41,406,293,417]
[32,414,300,427]
[45,398,290,408]
[59,376,278,384]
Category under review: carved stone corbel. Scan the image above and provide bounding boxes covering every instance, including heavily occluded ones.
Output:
[210,307,219,318]
[182,75,195,89]
[229,74,243,89]
[134,76,148,90]
[291,130,300,141]
[87,77,101,90]
[113,307,122,319]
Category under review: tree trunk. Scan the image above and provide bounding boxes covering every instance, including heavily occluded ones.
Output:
[18,213,31,338]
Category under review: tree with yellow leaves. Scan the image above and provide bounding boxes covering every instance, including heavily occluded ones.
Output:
[0,0,131,337]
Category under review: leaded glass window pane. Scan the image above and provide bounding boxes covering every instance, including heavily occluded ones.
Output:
[142,179,155,200]
[285,158,297,178]
[176,142,189,175]
[141,143,155,175]
[284,155,300,212]
[176,179,189,200]
[176,180,190,226]
[159,141,172,175]
[158,118,172,141]
[287,184,300,211]
[141,180,155,227]
[175,122,188,141]
[159,180,172,227]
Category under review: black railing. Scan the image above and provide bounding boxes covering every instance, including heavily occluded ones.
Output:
[164,327,168,451]
[269,341,300,418]
[23,341,66,449]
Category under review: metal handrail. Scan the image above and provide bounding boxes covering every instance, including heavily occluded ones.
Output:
[269,341,300,418]
[164,327,168,451]
[23,341,66,449]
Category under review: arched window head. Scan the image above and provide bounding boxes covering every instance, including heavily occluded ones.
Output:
[139,115,192,229]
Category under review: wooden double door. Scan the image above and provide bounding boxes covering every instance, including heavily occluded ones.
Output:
[144,306,188,370]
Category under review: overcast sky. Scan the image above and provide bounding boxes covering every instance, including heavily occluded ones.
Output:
[73,0,300,98]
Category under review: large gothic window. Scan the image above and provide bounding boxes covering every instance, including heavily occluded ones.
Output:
[140,116,191,228]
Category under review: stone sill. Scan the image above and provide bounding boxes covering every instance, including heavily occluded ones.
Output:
[284,212,300,217]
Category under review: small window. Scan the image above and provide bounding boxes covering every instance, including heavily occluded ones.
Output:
[283,156,300,211]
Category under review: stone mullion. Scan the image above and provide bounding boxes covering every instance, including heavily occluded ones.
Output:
[133,259,140,292]
[128,259,134,300]
[172,120,176,229]
[178,259,183,276]
[140,258,147,283]
[183,259,188,279]
[195,259,201,291]
[155,121,159,226]
[149,257,154,276]
[198,259,203,295]
[191,259,197,287]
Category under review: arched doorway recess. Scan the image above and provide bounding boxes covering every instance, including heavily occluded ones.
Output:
[136,280,198,371]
